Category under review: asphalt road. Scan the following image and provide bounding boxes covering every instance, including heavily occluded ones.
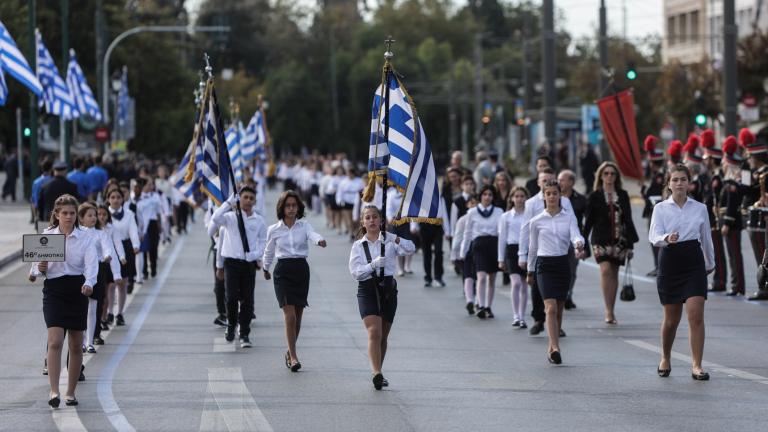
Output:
[1,189,767,432]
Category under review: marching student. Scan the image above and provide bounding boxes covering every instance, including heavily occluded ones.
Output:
[209,187,267,348]
[461,185,504,319]
[526,180,585,365]
[29,194,98,408]
[386,187,416,276]
[649,164,715,380]
[96,204,124,329]
[349,204,416,390]
[206,204,228,328]
[336,167,365,241]
[137,178,162,280]
[498,187,529,328]
[106,187,139,328]
[451,194,479,314]
[263,191,327,372]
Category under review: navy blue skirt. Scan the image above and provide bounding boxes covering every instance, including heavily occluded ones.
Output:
[535,255,571,300]
[273,258,310,308]
[43,275,88,330]
[657,240,707,304]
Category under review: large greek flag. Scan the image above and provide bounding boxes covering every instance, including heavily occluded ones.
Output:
[368,75,441,225]
[171,138,200,202]
[36,30,78,119]
[66,49,101,121]
[0,20,43,105]
[225,122,244,184]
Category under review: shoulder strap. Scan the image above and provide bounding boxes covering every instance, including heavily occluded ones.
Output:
[362,241,373,263]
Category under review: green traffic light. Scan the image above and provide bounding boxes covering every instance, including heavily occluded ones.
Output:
[23,127,31,137]
[626,70,637,80]
[695,114,706,126]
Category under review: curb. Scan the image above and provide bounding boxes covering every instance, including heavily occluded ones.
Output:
[0,249,22,270]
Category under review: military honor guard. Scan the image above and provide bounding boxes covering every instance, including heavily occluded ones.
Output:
[700,129,729,292]
[641,135,666,276]
[720,137,746,296]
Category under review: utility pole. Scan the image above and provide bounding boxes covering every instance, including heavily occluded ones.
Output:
[329,31,340,132]
[542,0,556,146]
[28,0,39,182]
[448,63,457,151]
[599,0,608,95]
[95,0,104,125]
[62,0,71,167]
[723,0,737,135]
[473,33,483,147]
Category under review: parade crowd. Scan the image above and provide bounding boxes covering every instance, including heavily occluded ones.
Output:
[20,126,768,404]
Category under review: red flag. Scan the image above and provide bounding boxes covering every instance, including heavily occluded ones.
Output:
[596,90,643,179]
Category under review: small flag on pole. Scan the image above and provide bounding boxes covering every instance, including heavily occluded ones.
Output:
[0,19,43,104]
[116,67,129,127]
[36,30,78,119]
[225,122,244,184]
[66,49,102,121]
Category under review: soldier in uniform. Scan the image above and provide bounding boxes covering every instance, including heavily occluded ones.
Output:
[720,136,746,296]
[738,128,768,267]
[683,134,709,203]
[700,129,728,292]
[641,135,666,277]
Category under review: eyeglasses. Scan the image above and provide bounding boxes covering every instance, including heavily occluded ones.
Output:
[602,171,617,177]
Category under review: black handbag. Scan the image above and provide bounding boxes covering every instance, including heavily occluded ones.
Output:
[620,258,636,302]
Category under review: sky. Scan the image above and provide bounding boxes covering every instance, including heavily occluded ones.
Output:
[186,0,665,41]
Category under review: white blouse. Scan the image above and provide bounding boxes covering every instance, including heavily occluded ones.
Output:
[136,192,162,235]
[349,232,416,281]
[518,193,574,263]
[262,219,325,271]
[451,214,469,261]
[336,177,364,206]
[91,227,123,279]
[649,196,715,271]
[527,208,585,272]
[29,226,99,288]
[497,208,525,262]
[460,204,503,259]
[109,206,140,249]
[210,201,267,262]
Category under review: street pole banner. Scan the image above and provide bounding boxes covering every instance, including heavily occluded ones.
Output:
[22,234,66,262]
[597,89,643,179]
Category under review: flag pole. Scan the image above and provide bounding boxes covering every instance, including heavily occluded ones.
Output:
[381,36,395,238]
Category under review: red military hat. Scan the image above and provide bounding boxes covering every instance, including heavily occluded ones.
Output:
[643,135,664,162]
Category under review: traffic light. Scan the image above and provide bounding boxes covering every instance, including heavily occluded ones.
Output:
[23,127,31,137]
[625,61,637,81]
[695,114,707,126]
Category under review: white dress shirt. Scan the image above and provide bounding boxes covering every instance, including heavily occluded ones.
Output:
[210,201,267,262]
[109,206,140,249]
[349,232,416,281]
[29,226,99,287]
[91,227,123,279]
[460,204,503,259]
[527,208,585,272]
[498,208,525,262]
[518,192,574,263]
[336,177,364,206]
[136,192,162,235]
[649,196,715,271]
[262,219,325,271]
[449,192,472,237]
[451,214,469,261]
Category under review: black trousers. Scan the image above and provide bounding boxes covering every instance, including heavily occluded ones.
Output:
[420,224,444,281]
[2,176,16,200]
[711,228,728,290]
[143,220,160,277]
[748,230,766,265]
[213,257,226,316]
[725,229,745,293]
[224,258,256,336]
[531,278,545,323]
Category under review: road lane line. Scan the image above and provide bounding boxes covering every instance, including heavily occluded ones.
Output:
[625,339,768,385]
[97,237,186,432]
[213,337,236,353]
[200,367,274,432]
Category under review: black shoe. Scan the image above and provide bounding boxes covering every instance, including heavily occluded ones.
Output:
[381,377,389,387]
[529,321,544,335]
[64,396,78,406]
[748,291,768,301]
[548,351,562,365]
[284,351,291,369]
[290,361,302,372]
[424,280,432,287]
[434,279,446,287]
[42,366,48,376]
[465,302,475,315]
[691,371,710,381]
[373,373,384,390]
[107,313,114,324]
[225,328,235,342]
[657,368,671,377]
[213,315,228,327]
[485,308,494,319]
[48,394,60,408]
[559,329,567,337]
[100,321,110,331]
[519,321,528,329]
[725,290,743,296]
[151,271,157,278]
[78,365,85,382]
[127,283,134,294]
[564,299,576,310]
[476,308,487,319]
[116,314,125,326]
[93,336,104,345]
[240,337,252,348]
[512,320,521,327]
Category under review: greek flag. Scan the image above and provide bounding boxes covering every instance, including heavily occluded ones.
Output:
[66,49,102,121]
[225,122,244,184]
[368,75,442,225]
[116,67,129,126]
[36,30,78,119]
[190,80,234,206]
[171,137,200,202]
[0,19,43,105]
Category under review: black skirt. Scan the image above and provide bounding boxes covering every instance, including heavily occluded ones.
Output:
[91,262,112,301]
[43,275,88,330]
[273,258,310,308]
[462,241,476,280]
[120,239,136,278]
[535,255,572,300]
[657,240,707,304]
[357,277,398,323]
[472,235,499,273]
[504,244,525,276]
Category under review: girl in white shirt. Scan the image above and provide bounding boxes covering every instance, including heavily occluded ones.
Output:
[97,204,125,331]
[336,168,365,241]
[348,205,416,390]
[451,195,479,315]
[29,194,97,408]
[460,185,504,319]
[498,187,530,328]
[649,164,715,381]
[263,191,327,372]
[106,187,139,328]
[527,180,585,365]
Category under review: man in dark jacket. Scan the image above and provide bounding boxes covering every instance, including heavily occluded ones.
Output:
[559,169,587,310]
[38,160,80,222]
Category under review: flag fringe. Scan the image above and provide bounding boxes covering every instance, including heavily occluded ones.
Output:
[391,216,443,226]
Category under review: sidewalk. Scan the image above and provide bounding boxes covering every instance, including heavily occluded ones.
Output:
[0,201,34,268]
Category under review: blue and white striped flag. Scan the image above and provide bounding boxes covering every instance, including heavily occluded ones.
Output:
[190,81,235,206]
[36,30,78,119]
[116,67,129,126]
[0,19,43,104]
[367,74,442,225]
[66,49,101,121]
[225,122,244,184]
[241,110,267,164]
[171,138,200,203]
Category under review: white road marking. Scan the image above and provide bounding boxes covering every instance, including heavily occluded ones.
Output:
[199,367,274,432]
[624,339,768,385]
[213,337,236,353]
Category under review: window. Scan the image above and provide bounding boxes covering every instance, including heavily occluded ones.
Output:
[691,11,699,42]
[668,16,676,45]
[679,13,688,43]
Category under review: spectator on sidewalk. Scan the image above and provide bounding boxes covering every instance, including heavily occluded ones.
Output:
[38,161,80,223]
[579,142,600,194]
[2,149,19,201]
[67,158,89,200]
[31,158,53,223]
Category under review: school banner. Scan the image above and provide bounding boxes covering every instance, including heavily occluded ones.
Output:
[596,90,643,179]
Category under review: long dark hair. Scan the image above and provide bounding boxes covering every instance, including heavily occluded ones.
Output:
[276,190,306,220]
[663,164,692,199]
[478,184,498,205]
